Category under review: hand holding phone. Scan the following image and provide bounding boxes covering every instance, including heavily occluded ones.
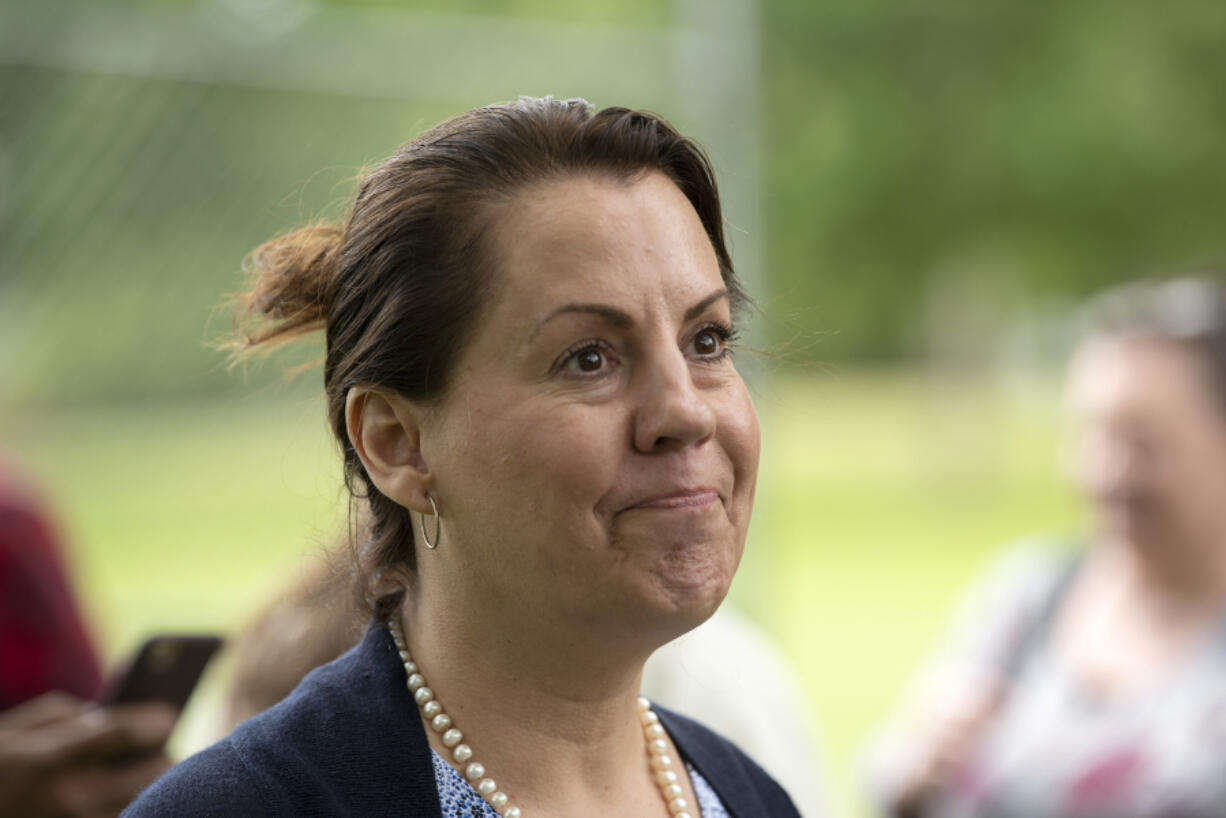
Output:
[0,692,175,818]
[0,635,222,817]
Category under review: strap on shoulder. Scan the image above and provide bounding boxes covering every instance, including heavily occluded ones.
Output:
[1001,550,1083,680]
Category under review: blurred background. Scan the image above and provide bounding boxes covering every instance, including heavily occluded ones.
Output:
[2,0,1225,815]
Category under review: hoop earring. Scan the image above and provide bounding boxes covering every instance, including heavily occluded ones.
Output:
[420,494,441,550]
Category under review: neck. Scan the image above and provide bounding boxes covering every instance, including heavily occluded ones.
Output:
[1099,534,1226,614]
[397,587,664,813]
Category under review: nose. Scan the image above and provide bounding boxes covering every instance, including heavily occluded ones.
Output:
[632,350,717,453]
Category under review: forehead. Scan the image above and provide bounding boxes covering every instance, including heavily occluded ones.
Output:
[1068,337,1220,422]
[482,171,724,316]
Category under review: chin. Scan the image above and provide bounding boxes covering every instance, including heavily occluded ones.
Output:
[626,594,726,656]
[1100,510,1159,550]
[643,543,738,636]
[602,516,745,646]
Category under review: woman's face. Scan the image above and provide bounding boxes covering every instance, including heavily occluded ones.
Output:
[417,171,759,643]
[1067,336,1226,557]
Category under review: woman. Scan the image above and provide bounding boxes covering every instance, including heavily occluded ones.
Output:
[124,97,801,817]
[866,277,1226,817]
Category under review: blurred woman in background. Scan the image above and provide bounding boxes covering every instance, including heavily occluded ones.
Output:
[866,277,1226,817]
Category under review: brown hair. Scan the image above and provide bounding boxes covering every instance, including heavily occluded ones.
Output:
[234,96,744,593]
[1080,276,1226,414]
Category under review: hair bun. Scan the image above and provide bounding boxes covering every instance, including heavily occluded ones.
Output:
[235,222,343,349]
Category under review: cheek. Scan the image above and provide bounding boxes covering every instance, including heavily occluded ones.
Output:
[719,386,761,498]
[443,396,622,524]
[1170,447,1226,512]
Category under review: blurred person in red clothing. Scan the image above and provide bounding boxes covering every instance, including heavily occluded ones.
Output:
[0,456,103,709]
[0,456,174,817]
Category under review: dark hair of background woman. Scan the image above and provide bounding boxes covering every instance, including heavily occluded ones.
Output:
[1080,276,1226,412]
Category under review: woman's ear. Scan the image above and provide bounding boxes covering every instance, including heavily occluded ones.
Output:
[345,387,433,514]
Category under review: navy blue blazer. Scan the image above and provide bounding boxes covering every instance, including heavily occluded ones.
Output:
[123,620,801,817]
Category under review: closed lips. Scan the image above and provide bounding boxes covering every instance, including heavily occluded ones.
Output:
[624,488,719,510]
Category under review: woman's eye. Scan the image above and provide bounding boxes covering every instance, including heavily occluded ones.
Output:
[693,329,721,356]
[562,345,608,374]
[691,326,735,359]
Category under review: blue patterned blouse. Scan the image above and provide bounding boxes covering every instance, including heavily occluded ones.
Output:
[431,749,731,817]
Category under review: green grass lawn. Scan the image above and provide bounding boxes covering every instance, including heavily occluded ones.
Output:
[1,370,1082,817]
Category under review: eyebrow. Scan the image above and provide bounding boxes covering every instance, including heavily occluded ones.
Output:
[530,288,730,341]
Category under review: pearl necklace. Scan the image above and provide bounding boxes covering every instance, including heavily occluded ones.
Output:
[388,616,695,818]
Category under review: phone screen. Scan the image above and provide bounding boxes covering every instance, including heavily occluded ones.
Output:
[103,635,223,711]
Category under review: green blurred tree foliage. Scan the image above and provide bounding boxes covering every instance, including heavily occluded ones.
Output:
[764,0,1226,358]
[2,0,1225,404]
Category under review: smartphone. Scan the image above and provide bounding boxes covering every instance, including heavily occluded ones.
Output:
[102,634,224,711]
